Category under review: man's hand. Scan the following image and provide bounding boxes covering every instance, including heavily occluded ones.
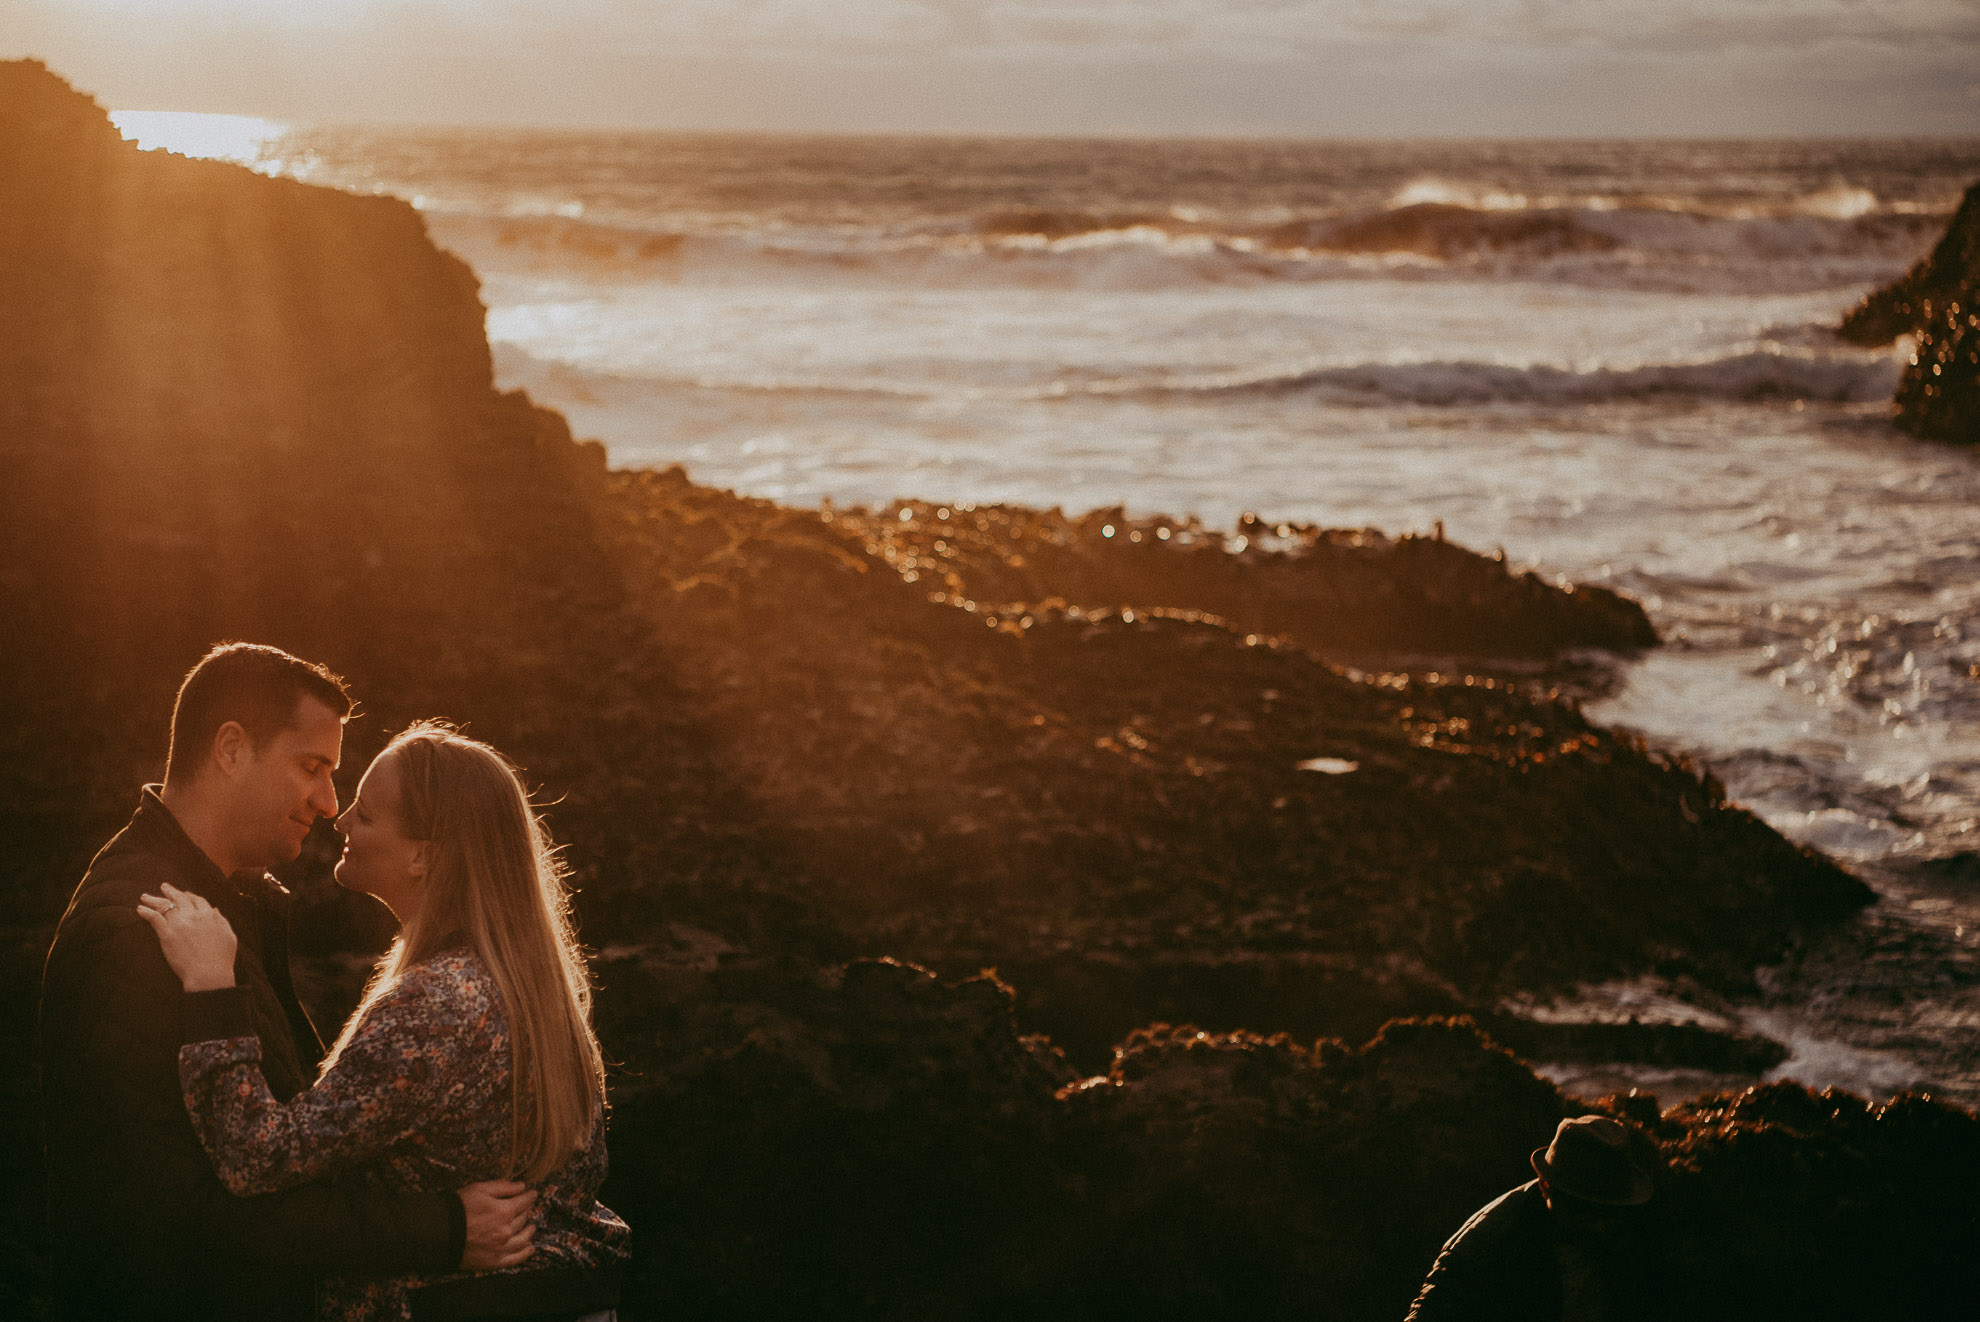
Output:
[458,1180,537,1271]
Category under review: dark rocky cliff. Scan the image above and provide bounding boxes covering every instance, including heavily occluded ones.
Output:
[2,59,1956,1320]
[1838,181,1980,443]
[0,57,629,860]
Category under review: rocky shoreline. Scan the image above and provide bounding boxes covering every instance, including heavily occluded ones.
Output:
[3,59,1975,1319]
[592,465,1866,1066]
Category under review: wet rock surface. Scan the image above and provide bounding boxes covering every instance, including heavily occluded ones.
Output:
[0,60,1954,1318]
[1838,179,1980,442]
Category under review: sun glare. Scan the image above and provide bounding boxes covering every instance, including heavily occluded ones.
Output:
[109,110,292,169]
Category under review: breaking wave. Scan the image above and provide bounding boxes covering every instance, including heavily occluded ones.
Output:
[1139,349,1904,407]
[493,342,1901,410]
[430,195,1944,297]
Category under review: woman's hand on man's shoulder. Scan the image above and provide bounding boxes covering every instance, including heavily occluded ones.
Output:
[134,882,238,992]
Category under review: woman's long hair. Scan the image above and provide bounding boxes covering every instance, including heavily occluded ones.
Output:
[322,720,604,1182]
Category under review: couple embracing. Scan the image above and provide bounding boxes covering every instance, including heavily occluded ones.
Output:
[39,643,631,1321]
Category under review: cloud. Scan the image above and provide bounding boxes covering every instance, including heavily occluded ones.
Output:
[32,0,1973,61]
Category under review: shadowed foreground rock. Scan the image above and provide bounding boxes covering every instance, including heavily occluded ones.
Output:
[1619,1084,1980,1320]
[592,954,1980,1321]
[1838,180,1980,443]
[0,59,1935,1318]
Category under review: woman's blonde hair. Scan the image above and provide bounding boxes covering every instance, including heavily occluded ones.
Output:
[323,720,604,1182]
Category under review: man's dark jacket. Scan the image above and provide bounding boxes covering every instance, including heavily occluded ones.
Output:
[39,788,464,1321]
[1407,1182,1563,1321]
[1407,1180,1666,1322]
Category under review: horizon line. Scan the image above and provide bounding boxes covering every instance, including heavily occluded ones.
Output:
[106,109,1980,147]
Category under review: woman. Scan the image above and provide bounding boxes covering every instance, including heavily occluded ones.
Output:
[138,720,631,1322]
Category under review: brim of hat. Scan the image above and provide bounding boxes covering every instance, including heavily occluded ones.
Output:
[1530,1146,1654,1206]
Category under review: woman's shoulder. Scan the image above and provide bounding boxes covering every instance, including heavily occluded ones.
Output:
[379,946,503,1028]
[402,942,485,978]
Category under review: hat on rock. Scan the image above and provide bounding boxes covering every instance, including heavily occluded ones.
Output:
[1530,1115,1654,1206]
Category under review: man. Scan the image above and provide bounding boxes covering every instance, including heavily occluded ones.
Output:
[40,642,538,1321]
[1406,1114,1667,1321]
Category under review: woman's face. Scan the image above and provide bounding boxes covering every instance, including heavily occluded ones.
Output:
[332,750,426,918]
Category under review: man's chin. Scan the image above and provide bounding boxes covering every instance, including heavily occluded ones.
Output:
[273,830,309,866]
[236,844,300,875]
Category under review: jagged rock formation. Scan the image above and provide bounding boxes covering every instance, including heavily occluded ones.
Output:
[596,954,1979,1320]
[1837,181,1980,442]
[0,58,1923,1318]
[831,499,1657,660]
[1838,183,1980,345]
[601,468,1864,1064]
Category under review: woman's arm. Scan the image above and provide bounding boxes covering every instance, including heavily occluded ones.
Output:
[136,887,536,1263]
[175,955,505,1197]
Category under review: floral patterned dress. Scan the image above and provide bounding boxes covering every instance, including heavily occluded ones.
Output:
[179,947,631,1322]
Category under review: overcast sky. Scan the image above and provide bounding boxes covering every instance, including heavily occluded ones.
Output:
[6,0,1979,136]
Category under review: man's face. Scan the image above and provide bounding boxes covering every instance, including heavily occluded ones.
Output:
[229,696,344,871]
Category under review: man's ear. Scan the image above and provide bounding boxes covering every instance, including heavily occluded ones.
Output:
[409,841,429,880]
[211,720,252,779]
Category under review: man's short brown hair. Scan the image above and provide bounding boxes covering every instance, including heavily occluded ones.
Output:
[163,643,352,785]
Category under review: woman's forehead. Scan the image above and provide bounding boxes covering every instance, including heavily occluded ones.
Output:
[356,749,404,798]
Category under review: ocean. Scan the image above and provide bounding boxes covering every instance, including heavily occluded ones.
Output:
[114,115,1980,1106]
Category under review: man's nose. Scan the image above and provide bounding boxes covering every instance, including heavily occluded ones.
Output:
[310,777,340,820]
